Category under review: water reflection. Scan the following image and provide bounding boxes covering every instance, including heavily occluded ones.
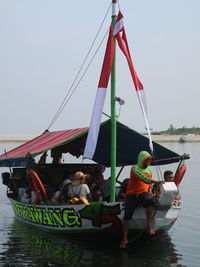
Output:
[0,219,185,267]
[123,233,184,267]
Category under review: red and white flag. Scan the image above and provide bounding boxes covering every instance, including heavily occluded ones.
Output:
[113,12,153,152]
[84,12,153,160]
[83,27,115,159]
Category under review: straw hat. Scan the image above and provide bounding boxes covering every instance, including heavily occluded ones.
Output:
[71,171,87,186]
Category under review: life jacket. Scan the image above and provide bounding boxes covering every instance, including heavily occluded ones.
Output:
[127,151,152,195]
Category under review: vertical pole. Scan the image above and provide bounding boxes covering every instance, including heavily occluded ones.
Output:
[110,0,117,202]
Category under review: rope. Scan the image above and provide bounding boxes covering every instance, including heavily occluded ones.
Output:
[152,151,163,181]
[46,3,112,131]
[49,28,110,130]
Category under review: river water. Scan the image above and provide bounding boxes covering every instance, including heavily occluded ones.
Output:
[0,142,199,266]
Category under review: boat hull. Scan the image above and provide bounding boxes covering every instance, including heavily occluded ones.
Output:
[9,198,181,234]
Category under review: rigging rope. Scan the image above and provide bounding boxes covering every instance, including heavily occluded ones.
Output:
[49,28,110,129]
[46,3,112,131]
[152,151,163,181]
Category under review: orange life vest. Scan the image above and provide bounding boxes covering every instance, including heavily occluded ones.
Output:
[127,165,152,195]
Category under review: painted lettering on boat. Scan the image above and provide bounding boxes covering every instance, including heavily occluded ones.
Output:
[12,203,81,228]
[172,200,182,209]
[12,202,122,232]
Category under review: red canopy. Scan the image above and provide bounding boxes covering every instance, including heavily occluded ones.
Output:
[0,127,88,159]
[0,120,185,168]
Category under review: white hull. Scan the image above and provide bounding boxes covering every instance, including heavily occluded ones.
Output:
[10,198,181,234]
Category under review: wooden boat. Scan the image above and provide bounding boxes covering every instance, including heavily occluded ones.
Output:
[0,0,189,237]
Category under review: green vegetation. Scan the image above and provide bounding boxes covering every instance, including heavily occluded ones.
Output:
[152,125,200,135]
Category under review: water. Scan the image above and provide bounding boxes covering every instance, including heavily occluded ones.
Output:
[0,142,200,266]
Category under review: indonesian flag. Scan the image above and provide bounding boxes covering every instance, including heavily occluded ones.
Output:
[84,12,153,160]
[83,26,115,159]
[113,12,153,152]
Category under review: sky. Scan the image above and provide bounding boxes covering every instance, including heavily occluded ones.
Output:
[0,0,200,135]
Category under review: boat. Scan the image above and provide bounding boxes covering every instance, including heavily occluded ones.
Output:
[179,136,186,143]
[0,0,189,238]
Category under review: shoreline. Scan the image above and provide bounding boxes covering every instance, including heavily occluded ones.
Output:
[0,135,37,143]
[0,134,200,143]
[149,134,200,142]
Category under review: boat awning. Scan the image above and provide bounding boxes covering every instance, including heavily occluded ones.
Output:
[0,127,88,167]
[0,120,184,167]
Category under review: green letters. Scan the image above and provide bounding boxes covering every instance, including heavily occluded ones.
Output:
[11,202,82,228]
[63,209,81,227]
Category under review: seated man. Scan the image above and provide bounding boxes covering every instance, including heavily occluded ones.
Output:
[120,151,164,249]
[56,179,72,203]
[92,185,103,202]
[21,188,32,203]
[117,178,129,202]
[164,170,174,182]
[164,170,181,200]
[152,170,181,200]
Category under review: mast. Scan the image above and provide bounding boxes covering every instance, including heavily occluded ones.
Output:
[110,0,117,202]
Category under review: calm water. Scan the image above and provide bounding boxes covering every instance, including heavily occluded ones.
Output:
[0,142,200,267]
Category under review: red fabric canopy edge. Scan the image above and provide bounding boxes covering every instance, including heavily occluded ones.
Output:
[0,127,88,159]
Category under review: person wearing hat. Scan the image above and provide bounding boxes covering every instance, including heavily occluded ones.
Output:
[120,151,165,249]
[54,178,72,203]
[68,171,90,200]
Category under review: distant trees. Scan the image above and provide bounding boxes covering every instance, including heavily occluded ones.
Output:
[151,125,200,135]
[168,124,174,135]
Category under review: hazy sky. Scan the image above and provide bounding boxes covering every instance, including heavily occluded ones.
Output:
[0,0,200,135]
